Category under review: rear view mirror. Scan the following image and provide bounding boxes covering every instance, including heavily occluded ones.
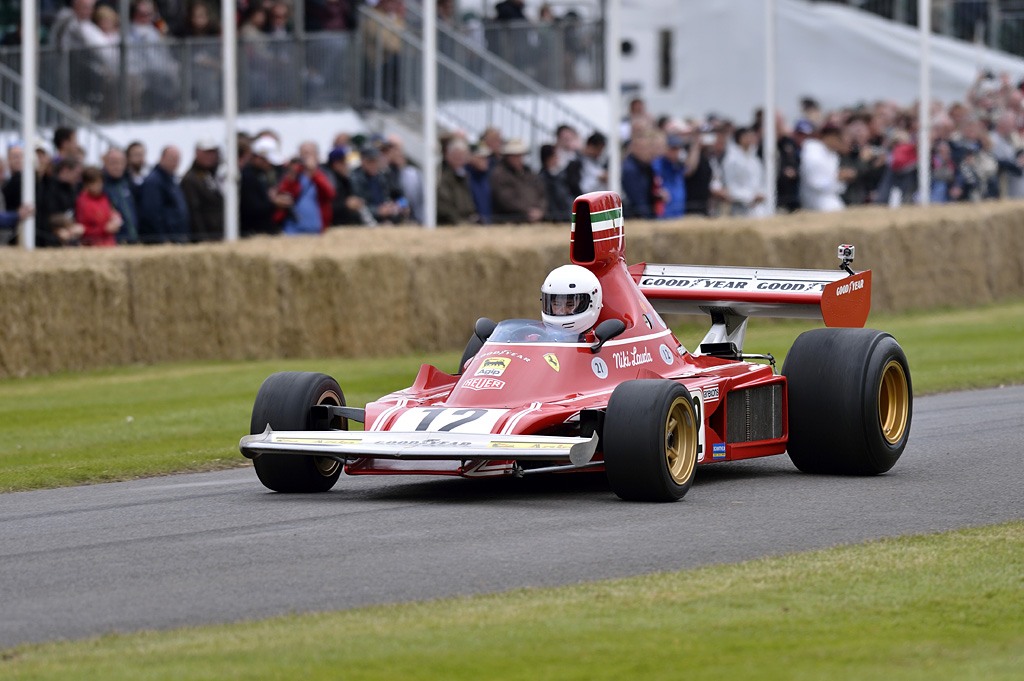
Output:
[590,319,626,353]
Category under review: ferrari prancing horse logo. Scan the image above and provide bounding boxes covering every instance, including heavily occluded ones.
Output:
[543,353,560,372]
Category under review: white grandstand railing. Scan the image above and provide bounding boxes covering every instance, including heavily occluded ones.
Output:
[0,60,119,161]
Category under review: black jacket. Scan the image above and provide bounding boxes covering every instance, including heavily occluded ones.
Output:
[139,166,190,243]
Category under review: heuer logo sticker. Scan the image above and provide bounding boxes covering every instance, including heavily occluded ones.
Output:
[591,357,609,379]
[613,346,653,369]
[712,443,726,459]
[659,344,674,365]
[543,353,560,372]
[463,377,505,391]
[703,386,720,401]
[475,357,511,377]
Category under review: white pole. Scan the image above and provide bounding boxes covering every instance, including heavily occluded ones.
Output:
[19,0,36,250]
[423,0,437,229]
[763,0,777,216]
[222,0,239,240]
[918,0,931,206]
[605,0,621,196]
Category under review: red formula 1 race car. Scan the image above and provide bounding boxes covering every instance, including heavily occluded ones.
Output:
[240,192,912,501]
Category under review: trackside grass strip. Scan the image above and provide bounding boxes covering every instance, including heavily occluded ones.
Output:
[2,521,1021,680]
[1,299,1022,492]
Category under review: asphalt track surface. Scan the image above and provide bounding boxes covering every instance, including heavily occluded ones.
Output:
[2,385,1023,649]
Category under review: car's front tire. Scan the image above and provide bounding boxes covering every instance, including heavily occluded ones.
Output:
[603,380,699,502]
[250,372,346,492]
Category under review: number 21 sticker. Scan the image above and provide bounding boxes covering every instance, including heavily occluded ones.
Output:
[591,357,608,379]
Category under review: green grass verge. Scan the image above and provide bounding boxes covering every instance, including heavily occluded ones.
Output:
[2,298,1023,493]
[3,521,1021,679]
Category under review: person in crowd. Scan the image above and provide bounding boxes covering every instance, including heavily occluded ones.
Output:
[48,156,87,246]
[553,124,581,175]
[495,0,527,21]
[240,135,289,236]
[76,166,122,247]
[684,124,728,216]
[799,124,852,212]
[3,142,24,209]
[467,141,493,224]
[102,147,140,244]
[126,141,148,192]
[539,143,574,222]
[276,141,336,233]
[92,4,122,88]
[350,144,405,224]
[774,114,802,212]
[324,145,365,225]
[128,0,181,116]
[180,138,224,240]
[0,143,34,244]
[436,138,478,225]
[481,127,503,168]
[989,110,1024,199]
[621,132,660,219]
[569,131,607,195]
[361,0,404,108]
[139,145,189,243]
[722,126,767,217]
[53,127,80,163]
[385,137,423,224]
[653,135,687,219]
[176,1,221,113]
[306,0,357,31]
[490,138,546,223]
[841,115,887,206]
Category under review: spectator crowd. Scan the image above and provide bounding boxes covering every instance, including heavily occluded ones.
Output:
[7,65,1024,246]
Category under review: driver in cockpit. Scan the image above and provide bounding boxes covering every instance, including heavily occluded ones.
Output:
[541,264,603,339]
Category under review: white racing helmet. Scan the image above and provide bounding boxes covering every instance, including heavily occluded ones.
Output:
[541,265,602,333]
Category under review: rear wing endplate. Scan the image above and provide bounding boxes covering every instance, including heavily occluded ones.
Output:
[632,263,871,328]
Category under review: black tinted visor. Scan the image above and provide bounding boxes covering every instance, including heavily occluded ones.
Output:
[543,293,591,316]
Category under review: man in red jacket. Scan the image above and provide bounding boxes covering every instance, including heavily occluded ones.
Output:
[276,141,335,234]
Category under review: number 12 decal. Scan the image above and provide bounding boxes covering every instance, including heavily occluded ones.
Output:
[390,408,509,434]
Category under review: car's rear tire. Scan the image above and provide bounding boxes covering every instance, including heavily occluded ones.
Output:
[783,329,912,475]
[250,372,346,492]
[603,380,699,502]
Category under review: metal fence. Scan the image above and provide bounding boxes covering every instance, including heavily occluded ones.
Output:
[0,32,363,123]
[480,18,604,92]
[818,0,1024,56]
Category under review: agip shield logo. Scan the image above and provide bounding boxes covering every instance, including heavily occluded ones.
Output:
[475,357,512,377]
[543,353,560,372]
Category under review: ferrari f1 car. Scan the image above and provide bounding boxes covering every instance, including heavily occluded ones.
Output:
[239,191,912,501]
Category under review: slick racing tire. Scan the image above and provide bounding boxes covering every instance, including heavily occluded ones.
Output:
[250,372,347,493]
[782,329,912,475]
[604,380,699,502]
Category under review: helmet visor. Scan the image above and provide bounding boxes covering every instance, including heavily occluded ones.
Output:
[542,292,591,317]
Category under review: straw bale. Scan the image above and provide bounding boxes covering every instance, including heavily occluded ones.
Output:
[1,201,1023,379]
[0,259,129,378]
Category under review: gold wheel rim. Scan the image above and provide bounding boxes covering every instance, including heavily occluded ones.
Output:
[878,360,909,445]
[313,389,343,477]
[665,397,698,485]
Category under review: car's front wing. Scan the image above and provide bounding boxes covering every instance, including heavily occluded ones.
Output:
[239,427,599,467]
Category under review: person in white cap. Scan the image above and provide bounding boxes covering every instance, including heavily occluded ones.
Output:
[180,138,224,240]
[240,136,291,236]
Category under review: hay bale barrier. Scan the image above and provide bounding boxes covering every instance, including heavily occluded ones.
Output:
[1,202,1022,379]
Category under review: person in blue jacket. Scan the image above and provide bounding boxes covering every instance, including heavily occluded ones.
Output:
[138,145,190,243]
[653,135,687,219]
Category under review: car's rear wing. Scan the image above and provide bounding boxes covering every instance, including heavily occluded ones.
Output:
[630,262,871,356]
